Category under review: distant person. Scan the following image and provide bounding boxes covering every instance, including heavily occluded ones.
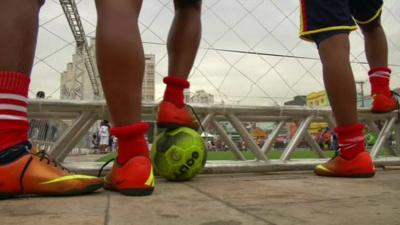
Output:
[91,133,99,151]
[98,120,110,154]
[299,0,396,177]
[36,91,45,99]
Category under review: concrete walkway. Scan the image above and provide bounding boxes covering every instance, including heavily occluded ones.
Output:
[1,170,400,225]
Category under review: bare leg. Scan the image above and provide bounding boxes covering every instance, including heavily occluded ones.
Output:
[360,19,388,68]
[167,0,202,79]
[95,0,144,127]
[0,0,42,74]
[318,34,358,127]
[360,19,395,112]
[0,0,42,151]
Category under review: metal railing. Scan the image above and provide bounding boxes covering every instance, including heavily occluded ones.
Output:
[28,99,400,175]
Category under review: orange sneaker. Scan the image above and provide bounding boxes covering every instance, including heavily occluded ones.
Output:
[157,101,199,130]
[371,93,399,113]
[0,143,103,198]
[103,156,154,196]
[314,151,375,178]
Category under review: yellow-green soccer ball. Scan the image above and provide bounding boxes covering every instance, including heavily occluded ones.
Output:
[151,127,207,181]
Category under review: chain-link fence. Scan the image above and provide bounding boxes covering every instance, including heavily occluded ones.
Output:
[28,0,400,157]
[32,0,400,106]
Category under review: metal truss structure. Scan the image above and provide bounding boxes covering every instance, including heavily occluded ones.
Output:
[28,100,400,175]
[59,0,101,99]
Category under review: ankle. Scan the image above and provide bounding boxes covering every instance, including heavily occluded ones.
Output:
[335,123,366,160]
[163,76,189,108]
[369,67,391,97]
[111,122,150,165]
[0,71,30,151]
[0,142,31,165]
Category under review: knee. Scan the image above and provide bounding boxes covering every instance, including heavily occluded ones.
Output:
[359,18,382,33]
[174,0,202,11]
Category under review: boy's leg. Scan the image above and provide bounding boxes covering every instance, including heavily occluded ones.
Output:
[0,0,102,198]
[360,19,387,68]
[354,2,398,113]
[318,34,358,127]
[95,0,154,196]
[0,0,39,153]
[157,0,202,129]
[299,0,374,177]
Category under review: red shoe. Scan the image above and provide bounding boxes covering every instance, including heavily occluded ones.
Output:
[314,151,375,178]
[0,143,103,198]
[371,93,398,113]
[157,101,199,130]
[103,156,154,196]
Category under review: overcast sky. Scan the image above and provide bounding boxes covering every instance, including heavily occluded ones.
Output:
[31,0,400,106]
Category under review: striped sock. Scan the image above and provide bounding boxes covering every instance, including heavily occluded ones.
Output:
[368,67,391,97]
[0,72,30,152]
[335,123,366,160]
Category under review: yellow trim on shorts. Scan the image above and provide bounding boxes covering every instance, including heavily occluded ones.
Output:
[354,6,383,25]
[299,25,358,42]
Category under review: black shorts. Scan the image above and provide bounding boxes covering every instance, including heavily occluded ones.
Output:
[299,0,383,42]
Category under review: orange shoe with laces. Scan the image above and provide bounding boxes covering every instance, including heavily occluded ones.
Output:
[314,151,375,178]
[157,101,199,130]
[103,156,154,196]
[0,142,103,198]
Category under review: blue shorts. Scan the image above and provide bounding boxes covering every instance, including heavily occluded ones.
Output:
[299,0,383,42]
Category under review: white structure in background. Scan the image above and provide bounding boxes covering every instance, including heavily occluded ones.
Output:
[190,90,214,105]
[184,89,191,103]
[60,38,155,102]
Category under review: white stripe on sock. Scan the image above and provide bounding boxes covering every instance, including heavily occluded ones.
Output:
[0,115,28,121]
[0,104,27,113]
[0,93,28,103]
[369,71,390,79]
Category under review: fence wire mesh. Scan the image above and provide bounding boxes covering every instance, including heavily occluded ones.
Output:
[32,0,400,106]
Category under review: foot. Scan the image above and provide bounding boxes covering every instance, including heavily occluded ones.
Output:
[157,101,199,130]
[0,143,103,198]
[104,156,154,196]
[371,93,398,113]
[314,151,375,178]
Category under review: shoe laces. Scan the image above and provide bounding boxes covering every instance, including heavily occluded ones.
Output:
[18,148,70,193]
[185,104,206,133]
[97,158,115,177]
[35,150,70,172]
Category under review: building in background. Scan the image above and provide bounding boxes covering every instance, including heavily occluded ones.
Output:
[284,95,307,106]
[306,91,329,107]
[306,91,329,135]
[189,90,214,105]
[142,55,155,103]
[60,38,155,102]
[184,89,191,103]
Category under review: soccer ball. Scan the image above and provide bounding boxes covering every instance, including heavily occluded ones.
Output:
[151,127,207,181]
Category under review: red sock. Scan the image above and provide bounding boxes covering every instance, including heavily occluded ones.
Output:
[111,122,149,165]
[163,76,189,108]
[335,123,365,160]
[369,67,391,97]
[0,72,30,152]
